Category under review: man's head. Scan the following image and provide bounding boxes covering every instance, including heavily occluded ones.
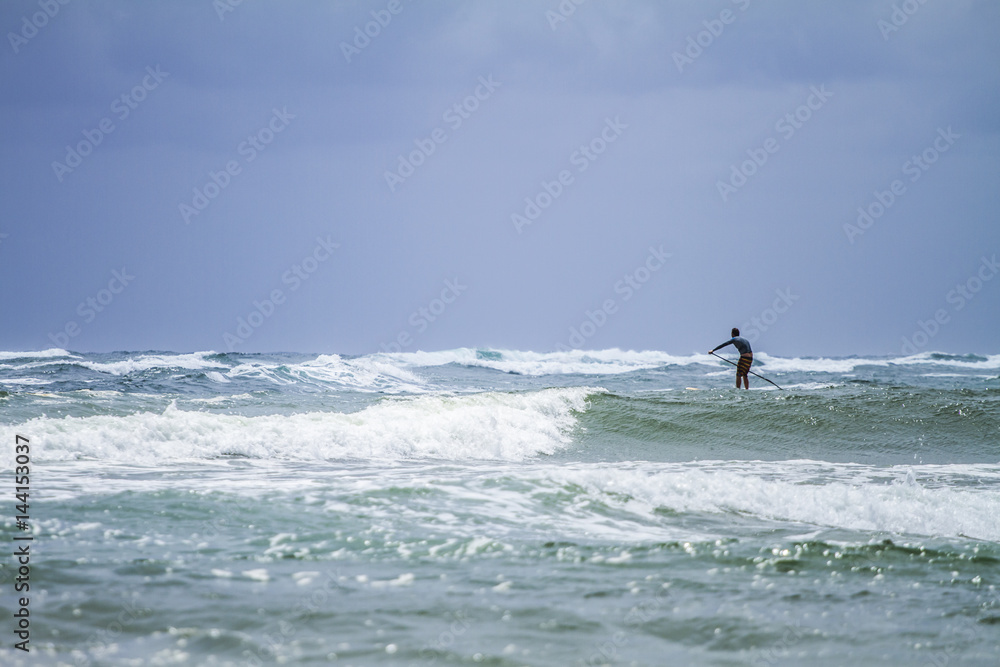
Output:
[731,327,740,337]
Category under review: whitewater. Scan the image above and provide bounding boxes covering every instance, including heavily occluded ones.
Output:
[0,348,998,665]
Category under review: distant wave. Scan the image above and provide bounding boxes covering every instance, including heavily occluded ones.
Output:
[0,348,76,361]
[226,353,427,393]
[3,350,224,375]
[2,349,996,390]
[0,350,428,393]
[376,348,1000,376]
[76,351,227,375]
[376,348,707,376]
[759,351,1000,374]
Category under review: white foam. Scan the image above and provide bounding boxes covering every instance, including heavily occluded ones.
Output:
[227,354,427,393]
[188,393,255,404]
[0,387,601,465]
[893,352,1000,370]
[330,460,1000,544]
[548,461,1000,542]
[323,460,1000,544]
[0,348,75,361]
[780,382,843,390]
[77,351,225,376]
[370,572,414,588]
[749,353,871,374]
[72,390,124,398]
[2,378,51,386]
[226,363,294,385]
[285,354,426,392]
[755,351,1000,374]
[25,458,1000,545]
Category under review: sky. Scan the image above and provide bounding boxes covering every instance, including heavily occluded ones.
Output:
[1,0,998,357]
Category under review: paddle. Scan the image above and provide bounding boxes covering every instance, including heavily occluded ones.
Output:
[710,351,784,390]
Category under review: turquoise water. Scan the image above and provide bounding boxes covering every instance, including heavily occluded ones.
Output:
[1,348,999,665]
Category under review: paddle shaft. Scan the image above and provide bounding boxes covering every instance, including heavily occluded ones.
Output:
[710,351,784,390]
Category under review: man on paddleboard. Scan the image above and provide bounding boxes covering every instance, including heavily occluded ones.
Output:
[710,328,753,389]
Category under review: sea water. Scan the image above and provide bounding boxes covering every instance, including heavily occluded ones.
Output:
[0,348,998,665]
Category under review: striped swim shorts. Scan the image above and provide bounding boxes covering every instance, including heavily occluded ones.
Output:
[737,354,753,376]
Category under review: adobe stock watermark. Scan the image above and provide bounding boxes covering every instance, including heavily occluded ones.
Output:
[717,84,833,202]
[672,0,751,74]
[546,0,587,31]
[843,126,959,244]
[340,0,412,63]
[749,619,808,667]
[7,0,70,54]
[878,0,931,41]
[384,75,501,192]
[556,245,670,351]
[222,235,338,350]
[72,593,151,667]
[213,0,244,22]
[900,253,997,355]
[918,625,980,667]
[51,65,169,182]
[418,609,472,664]
[585,584,672,665]
[48,267,135,348]
[741,288,799,344]
[916,585,1000,667]
[849,541,985,667]
[179,107,295,224]
[511,116,627,234]
[379,278,467,353]
[241,569,343,666]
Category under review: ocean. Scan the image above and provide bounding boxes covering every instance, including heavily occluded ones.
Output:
[1,348,998,666]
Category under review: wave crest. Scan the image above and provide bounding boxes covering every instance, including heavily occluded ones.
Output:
[2,387,601,464]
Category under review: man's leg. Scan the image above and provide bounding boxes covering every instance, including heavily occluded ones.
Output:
[737,355,752,389]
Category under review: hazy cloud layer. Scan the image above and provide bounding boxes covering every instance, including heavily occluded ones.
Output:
[1,0,997,356]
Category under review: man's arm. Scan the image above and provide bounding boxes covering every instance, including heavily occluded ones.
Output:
[709,339,734,354]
